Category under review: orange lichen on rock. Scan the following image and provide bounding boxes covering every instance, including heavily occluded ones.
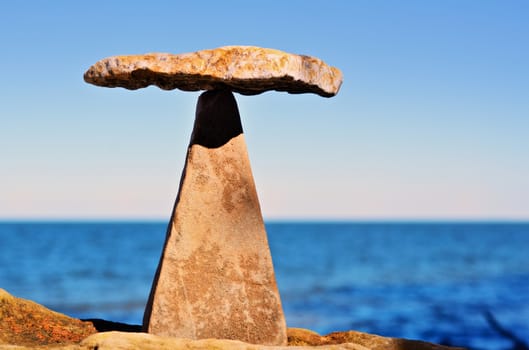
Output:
[287,328,466,349]
[0,288,97,346]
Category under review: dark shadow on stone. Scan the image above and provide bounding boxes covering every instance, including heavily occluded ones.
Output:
[83,318,142,333]
[190,89,243,148]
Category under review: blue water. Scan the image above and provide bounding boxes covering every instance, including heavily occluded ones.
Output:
[0,222,528,349]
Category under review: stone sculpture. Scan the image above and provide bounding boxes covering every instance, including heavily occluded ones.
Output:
[84,46,342,346]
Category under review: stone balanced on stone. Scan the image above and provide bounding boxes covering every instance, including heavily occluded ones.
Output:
[84,46,342,346]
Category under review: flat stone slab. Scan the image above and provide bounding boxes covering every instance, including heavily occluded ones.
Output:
[75,331,467,350]
[83,46,342,97]
[0,330,466,350]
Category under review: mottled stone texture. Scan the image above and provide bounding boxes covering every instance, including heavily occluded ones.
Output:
[83,46,342,97]
[142,90,287,345]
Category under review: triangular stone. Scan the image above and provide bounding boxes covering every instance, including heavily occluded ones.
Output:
[143,90,287,345]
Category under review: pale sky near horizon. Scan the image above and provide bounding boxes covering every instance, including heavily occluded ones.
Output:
[1,1,528,220]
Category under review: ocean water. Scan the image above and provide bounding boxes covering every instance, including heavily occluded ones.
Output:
[0,222,528,350]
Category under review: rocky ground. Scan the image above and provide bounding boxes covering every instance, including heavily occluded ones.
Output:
[0,289,465,349]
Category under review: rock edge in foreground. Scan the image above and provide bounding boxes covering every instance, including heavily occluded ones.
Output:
[0,330,467,350]
[0,288,97,346]
[0,289,465,349]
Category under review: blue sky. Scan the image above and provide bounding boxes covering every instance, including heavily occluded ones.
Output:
[1,1,528,220]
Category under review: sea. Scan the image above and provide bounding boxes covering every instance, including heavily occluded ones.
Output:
[0,222,528,350]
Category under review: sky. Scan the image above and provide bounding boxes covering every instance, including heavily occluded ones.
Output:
[1,1,528,221]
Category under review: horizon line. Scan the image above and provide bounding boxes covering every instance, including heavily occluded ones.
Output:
[1,217,528,224]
